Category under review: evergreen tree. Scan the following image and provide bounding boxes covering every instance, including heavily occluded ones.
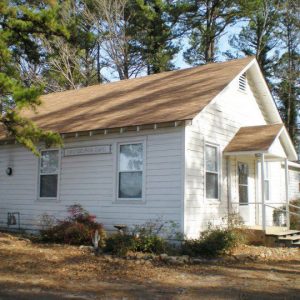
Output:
[227,0,281,82]
[183,0,241,65]
[0,0,66,153]
[127,0,186,75]
[274,0,299,150]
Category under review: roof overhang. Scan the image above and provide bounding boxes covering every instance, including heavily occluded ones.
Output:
[224,124,298,161]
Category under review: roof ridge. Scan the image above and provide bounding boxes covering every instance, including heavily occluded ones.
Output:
[42,56,255,99]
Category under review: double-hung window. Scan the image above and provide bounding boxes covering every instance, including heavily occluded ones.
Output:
[39,150,60,198]
[205,144,219,200]
[118,143,143,200]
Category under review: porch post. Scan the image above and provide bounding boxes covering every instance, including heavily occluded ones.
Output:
[261,153,266,232]
[285,158,290,229]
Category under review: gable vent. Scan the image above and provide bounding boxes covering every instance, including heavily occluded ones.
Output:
[238,73,247,92]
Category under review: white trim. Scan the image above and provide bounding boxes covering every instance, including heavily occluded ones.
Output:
[37,148,61,201]
[114,139,146,203]
[204,142,221,201]
[237,161,249,206]
[181,125,187,235]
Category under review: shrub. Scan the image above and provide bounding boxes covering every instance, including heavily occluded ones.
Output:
[104,218,180,256]
[104,233,136,256]
[40,204,106,246]
[182,227,242,258]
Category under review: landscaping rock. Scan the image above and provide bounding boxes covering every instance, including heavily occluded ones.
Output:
[79,245,94,252]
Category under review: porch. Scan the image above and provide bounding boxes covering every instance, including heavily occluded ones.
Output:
[224,124,299,232]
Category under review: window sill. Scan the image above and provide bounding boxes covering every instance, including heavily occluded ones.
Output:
[114,199,146,205]
[207,198,221,205]
[36,197,60,203]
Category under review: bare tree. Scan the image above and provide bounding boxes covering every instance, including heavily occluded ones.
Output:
[84,0,145,80]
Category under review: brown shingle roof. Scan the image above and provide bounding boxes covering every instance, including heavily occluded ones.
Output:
[224,124,284,153]
[2,56,254,139]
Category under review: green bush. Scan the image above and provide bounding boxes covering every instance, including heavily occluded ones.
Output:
[104,219,179,256]
[182,228,242,257]
[40,204,106,246]
[104,233,136,256]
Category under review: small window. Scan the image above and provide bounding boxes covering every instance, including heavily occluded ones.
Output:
[238,162,249,205]
[264,162,270,200]
[118,143,143,199]
[39,150,59,198]
[205,144,219,199]
[238,73,247,92]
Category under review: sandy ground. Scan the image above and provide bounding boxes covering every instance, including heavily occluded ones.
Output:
[0,232,299,300]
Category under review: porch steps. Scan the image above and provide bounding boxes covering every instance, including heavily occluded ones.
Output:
[266,230,300,247]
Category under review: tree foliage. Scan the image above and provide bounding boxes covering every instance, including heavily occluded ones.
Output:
[0,0,66,154]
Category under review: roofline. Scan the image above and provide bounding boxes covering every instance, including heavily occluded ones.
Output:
[0,120,190,145]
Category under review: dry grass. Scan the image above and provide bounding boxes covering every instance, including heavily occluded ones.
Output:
[0,232,299,299]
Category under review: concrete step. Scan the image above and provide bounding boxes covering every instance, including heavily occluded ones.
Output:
[278,235,300,243]
[267,230,300,237]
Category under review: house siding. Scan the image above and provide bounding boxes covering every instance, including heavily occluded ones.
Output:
[287,167,300,200]
[184,74,269,238]
[0,128,184,232]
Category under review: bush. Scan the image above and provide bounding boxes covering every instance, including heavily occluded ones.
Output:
[104,233,136,256]
[182,227,242,258]
[104,218,180,256]
[40,204,106,246]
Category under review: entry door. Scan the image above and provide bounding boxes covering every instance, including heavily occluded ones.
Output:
[238,162,250,223]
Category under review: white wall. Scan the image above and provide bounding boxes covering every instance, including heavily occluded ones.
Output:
[287,167,300,201]
[0,127,184,232]
[184,72,269,238]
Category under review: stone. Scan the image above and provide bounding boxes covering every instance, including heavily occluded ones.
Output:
[159,253,169,261]
[191,258,206,264]
[79,245,94,252]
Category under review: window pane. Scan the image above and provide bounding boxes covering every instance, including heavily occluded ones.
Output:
[206,172,218,199]
[238,163,248,185]
[41,150,59,174]
[40,175,58,198]
[119,171,142,198]
[119,144,143,171]
[239,185,248,204]
[206,145,217,172]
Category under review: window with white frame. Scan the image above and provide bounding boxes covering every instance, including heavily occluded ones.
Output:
[205,144,219,199]
[238,162,249,205]
[39,150,59,198]
[264,162,270,200]
[118,143,143,199]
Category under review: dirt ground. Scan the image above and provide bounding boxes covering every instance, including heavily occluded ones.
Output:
[0,232,299,300]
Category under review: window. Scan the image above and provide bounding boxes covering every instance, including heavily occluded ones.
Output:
[39,150,59,198]
[264,162,270,200]
[238,162,249,205]
[205,144,219,199]
[298,173,300,192]
[118,143,143,199]
[238,73,247,92]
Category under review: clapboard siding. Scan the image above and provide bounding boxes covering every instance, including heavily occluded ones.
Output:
[184,75,268,238]
[287,167,300,200]
[0,127,184,231]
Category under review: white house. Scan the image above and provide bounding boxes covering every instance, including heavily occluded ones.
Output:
[0,57,299,238]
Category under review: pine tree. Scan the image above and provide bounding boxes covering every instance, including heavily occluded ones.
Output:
[127,0,186,75]
[0,0,66,154]
[226,0,281,82]
[274,0,299,151]
[183,0,241,65]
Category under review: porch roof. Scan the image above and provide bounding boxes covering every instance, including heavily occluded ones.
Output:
[224,124,297,161]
